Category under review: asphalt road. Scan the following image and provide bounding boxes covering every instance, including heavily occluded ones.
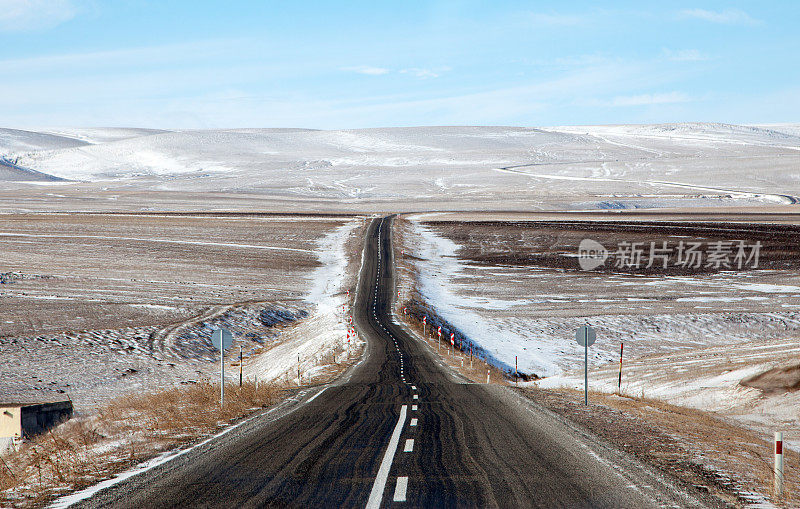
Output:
[75,216,711,508]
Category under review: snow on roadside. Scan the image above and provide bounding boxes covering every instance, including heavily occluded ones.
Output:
[47,410,265,509]
[537,334,800,450]
[409,220,562,376]
[248,219,364,383]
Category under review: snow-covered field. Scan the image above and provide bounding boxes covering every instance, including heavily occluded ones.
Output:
[0,214,366,411]
[400,213,800,448]
[1,123,799,212]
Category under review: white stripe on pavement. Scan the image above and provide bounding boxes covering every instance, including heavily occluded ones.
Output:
[393,476,408,502]
[410,418,417,427]
[404,439,414,452]
[365,405,408,509]
[305,387,328,405]
[412,404,417,411]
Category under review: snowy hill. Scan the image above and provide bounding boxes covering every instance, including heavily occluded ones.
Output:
[1,123,799,210]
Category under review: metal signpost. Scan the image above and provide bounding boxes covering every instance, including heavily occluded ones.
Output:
[575,325,596,406]
[212,328,234,407]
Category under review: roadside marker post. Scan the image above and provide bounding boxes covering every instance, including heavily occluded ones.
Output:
[486,369,490,384]
[239,346,243,387]
[775,431,784,497]
[618,342,624,395]
[437,327,442,354]
[575,325,597,406]
[423,316,426,337]
[515,356,518,386]
[211,328,234,407]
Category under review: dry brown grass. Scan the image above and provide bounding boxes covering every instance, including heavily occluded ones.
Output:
[0,380,288,508]
[532,387,799,507]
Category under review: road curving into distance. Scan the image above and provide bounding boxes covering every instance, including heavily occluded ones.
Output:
[74,216,714,508]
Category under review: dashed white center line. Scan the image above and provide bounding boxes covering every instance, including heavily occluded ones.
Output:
[365,405,407,509]
[412,394,418,400]
[410,418,418,427]
[393,476,408,502]
[403,439,414,452]
[411,385,416,390]
[411,404,417,411]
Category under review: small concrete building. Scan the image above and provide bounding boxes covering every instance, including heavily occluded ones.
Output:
[0,400,73,453]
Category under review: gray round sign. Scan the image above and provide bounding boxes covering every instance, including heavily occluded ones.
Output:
[575,325,596,347]
[211,328,234,351]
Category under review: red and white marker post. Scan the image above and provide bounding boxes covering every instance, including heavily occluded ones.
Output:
[450,333,455,357]
[775,431,784,497]
[437,326,442,354]
[423,316,426,337]
[618,342,624,395]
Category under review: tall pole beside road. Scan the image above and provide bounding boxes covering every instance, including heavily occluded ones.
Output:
[575,325,596,406]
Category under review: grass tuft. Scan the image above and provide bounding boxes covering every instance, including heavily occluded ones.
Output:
[0,380,287,508]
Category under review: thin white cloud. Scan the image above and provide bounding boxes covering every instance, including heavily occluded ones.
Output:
[662,48,708,62]
[399,67,449,79]
[0,0,77,32]
[342,66,390,76]
[341,66,449,79]
[678,8,761,25]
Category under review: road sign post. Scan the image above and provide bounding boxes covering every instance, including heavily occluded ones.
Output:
[211,328,234,407]
[575,325,596,406]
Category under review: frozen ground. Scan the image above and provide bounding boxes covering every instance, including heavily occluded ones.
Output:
[0,123,799,212]
[0,214,366,411]
[399,213,800,449]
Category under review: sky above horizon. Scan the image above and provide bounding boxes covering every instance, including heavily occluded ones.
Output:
[1,1,798,129]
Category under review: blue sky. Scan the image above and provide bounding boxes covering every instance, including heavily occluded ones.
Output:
[0,0,798,128]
